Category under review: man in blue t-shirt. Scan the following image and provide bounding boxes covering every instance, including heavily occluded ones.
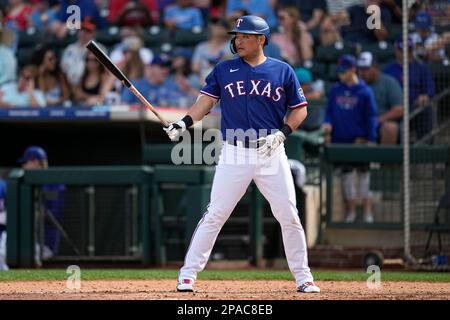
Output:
[122,55,186,107]
[164,0,204,30]
[322,54,378,223]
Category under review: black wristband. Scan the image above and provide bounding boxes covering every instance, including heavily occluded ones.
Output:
[181,115,194,128]
[280,124,293,137]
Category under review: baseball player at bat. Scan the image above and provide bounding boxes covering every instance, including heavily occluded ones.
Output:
[164,15,320,293]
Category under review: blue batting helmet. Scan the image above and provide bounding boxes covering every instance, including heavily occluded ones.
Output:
[228,15,270,54]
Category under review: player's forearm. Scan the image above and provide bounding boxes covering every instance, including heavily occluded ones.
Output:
[285,106,308,132]
[186,94,216,123]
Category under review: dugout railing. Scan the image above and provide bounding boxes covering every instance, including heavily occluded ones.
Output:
[321,144,450,264]
[6,166,154,267]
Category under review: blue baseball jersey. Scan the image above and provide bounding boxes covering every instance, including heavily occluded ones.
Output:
[324,80,378,143]
[200,57,308,140]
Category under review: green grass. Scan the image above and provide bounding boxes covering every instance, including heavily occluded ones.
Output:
[0,269,450,282]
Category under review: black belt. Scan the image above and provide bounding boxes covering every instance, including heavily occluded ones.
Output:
[226,139,265,149]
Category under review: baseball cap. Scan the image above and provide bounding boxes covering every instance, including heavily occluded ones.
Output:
[18,146,47,164]
[295,67,312,83]
[357,51,377,68]
[336,54,356,73]
[415,11,432,30]
[81,17,96,32]
[150,55,171,67]
[395,36,414,50]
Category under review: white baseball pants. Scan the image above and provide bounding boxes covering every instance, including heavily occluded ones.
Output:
[178,142,314,287]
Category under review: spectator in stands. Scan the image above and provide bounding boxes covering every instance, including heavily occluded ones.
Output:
[411,11,447,62]
[74,52,107,107]
[29,0,58,33]
[381,0,402,24]
[191,18,232,84]
[60,17,104,87]
[34,46,71,107]
[226,0,278,28]
[344,0,392,44]
[171,48,200,107]
[325,0,362,28]
[157,0,176,12]
[53,0,107,39]
[319,15,343,47]
[4,0,32,31]
[357,51,403,144]
[279,0,327,30]
[0,23,17,87]
[295,67,325,101]
[121,55,185,107]
[271,6,314,67]
[102,36,146,105]
[18,146,66,263]
[110,26,153,66]
[163,0,204,31]
[0,64,46,107]
[322,55,377,223]
[0,177,8,270]
[384,37,435,141]
[109,0,159,26]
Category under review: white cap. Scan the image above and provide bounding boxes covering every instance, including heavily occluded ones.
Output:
[357,51,376,68]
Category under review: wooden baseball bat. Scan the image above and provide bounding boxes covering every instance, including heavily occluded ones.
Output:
[86,40,169,127]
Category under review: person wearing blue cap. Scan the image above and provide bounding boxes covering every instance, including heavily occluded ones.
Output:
[18,146,66,265]
[322,54,377,223]
[121,55,188,107]
[410,11,447,61]
[383,36,435,142]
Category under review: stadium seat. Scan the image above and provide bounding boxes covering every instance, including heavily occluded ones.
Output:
[95,26,122,47]
[173,28,208,47]
[360,41,395,64]
[315,42,357,64]
[327,64,339,82]
[17,47,35,67]
[306,61,327,80]
[428,59,450,94]
[388,24,402,42]
[143,26,171,47]
[433,25,449,35]
[18,28,45,48]
[309,26,321,46]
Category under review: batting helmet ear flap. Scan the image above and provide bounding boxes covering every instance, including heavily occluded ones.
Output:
[230,36,237,54]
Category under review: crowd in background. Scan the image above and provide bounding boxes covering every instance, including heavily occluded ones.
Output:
[0,0,449,232]
[0,0,449,133]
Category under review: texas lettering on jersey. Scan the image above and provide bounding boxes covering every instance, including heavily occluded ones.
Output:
[223,80,284,101]
[200,57,307,137]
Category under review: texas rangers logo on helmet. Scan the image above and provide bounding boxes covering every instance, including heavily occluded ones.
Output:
[236,18,243,27]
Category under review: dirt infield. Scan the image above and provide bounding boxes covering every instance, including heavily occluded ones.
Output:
[0,280,449,300]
